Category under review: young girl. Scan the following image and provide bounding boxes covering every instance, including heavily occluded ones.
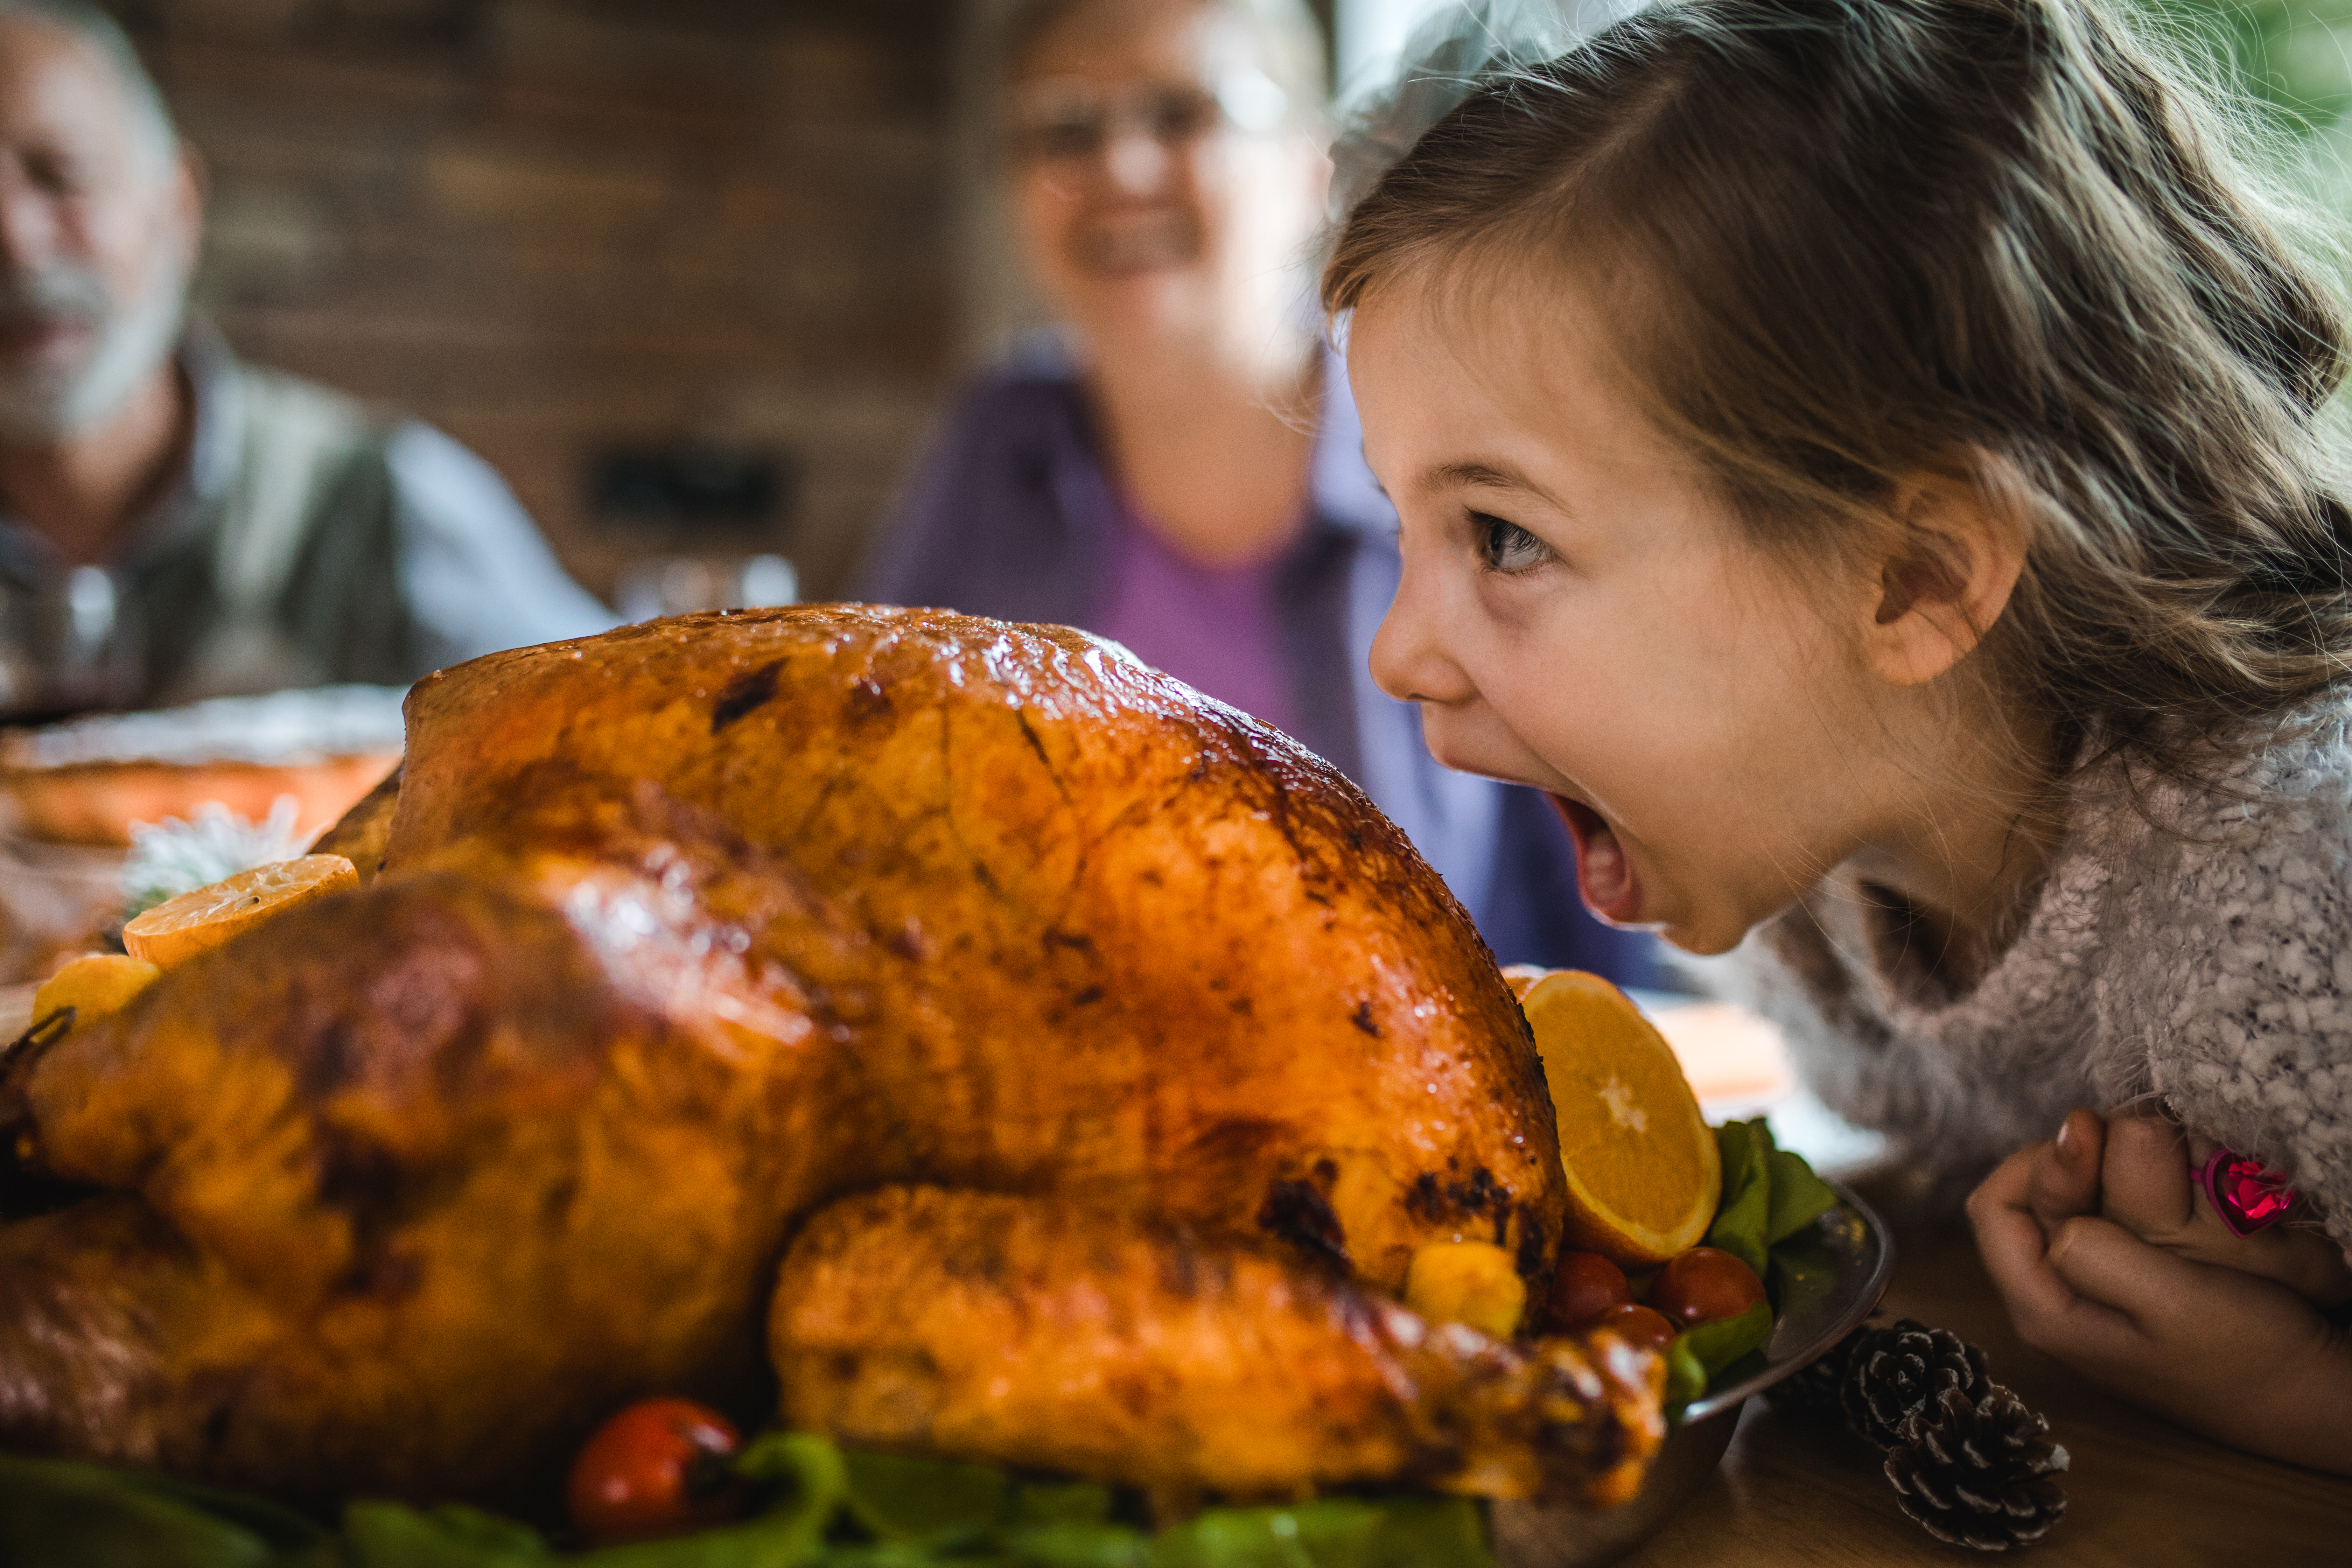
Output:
[1324,0,2352,1467]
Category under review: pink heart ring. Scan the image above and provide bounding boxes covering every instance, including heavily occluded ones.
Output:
[2194,1146,2297,1238]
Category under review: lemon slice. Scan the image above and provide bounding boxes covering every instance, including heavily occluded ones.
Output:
[1522,969,1721,1265]
[122,854,357,969]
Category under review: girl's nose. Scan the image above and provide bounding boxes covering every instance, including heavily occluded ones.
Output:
[1369,555,1478,708]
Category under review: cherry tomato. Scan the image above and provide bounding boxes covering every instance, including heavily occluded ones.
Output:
[1651,1246,1767,1328]
[567,1397,742,1544]
[1586,1302,1677,1354]
[1546,1250,1632,1330]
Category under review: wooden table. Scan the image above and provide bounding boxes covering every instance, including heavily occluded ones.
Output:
[1624,1178,2352,1567]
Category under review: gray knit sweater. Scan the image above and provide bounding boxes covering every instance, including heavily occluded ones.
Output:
[1729,690,2352,1250]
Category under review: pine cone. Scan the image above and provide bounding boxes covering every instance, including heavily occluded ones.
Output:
[1841,1317,1993,1449]
[1765,1324,1862,1424]
[1884,1385,2069,1552]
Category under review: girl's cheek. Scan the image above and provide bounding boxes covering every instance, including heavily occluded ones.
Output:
[1418,700,1539,781]
[1471,571,1558,642]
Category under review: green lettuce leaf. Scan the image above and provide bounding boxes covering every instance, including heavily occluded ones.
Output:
[1152,1497,1492,1568]
[999,1520,1155,1566]
[344,1432,844,1568]
[841,1450,1010,1544]
[0,1451,313,1568]
[1674,1300,1773,1381]
[1676,1129,1847,1406]
[1702,1120,1772,1278]
[5,1424,1489,1568]
[1763,1148,1839,1245]
[344,1502,550,1567]
[1013,1483,1117,1530]
[1662,1337,1708,1407]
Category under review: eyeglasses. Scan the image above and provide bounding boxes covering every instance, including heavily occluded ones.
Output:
[1010,72,1288,166]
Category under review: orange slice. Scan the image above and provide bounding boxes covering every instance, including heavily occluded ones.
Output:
[30,953,161,1032]
[1500,964,1550,1001]
[1522,969,1721,1266]
[122,854,357,969]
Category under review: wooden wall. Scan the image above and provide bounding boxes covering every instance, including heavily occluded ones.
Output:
[113,0,959,600]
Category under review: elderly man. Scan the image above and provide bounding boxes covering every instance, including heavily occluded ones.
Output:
[0,0,612,720]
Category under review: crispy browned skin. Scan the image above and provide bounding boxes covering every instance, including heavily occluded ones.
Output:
[777,1186,1663,1508]
[310,762,399,881]
[0,606,1655,1507]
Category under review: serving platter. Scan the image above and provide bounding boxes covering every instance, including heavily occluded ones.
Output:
[1494,1180,1893,1568]
[3,957,1891,1567]
[6,956,1891,1561]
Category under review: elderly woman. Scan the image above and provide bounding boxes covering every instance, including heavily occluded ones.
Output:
[858,0,1650,978]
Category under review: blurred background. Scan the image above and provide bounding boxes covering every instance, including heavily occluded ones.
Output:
[4,0,2350,983]
[6,0,2350,1161]
[114,0,2352,612]
[127,0,958,606]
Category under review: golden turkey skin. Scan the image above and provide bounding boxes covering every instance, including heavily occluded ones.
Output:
[0,606,1659,1509]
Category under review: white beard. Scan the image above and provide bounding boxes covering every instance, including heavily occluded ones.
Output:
[0,259,188,443]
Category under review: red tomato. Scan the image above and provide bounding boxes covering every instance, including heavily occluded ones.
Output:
[1651,1246,1766,1328]
[567,1397,742,1544]
[1546,1250,1632,1330]
[1586,1302,1678,1355]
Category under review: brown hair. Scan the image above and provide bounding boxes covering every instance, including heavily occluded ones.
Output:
[1325,0,2352,794]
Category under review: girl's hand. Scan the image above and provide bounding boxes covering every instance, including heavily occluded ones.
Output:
[2026,1105,2352,1307]
[2090,1105,2352,1309]
[1969,1134,2352,1474]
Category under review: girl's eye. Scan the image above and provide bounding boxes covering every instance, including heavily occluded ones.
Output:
[1474,513,1555,574]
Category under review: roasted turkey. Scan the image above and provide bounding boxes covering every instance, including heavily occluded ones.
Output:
[0,606,1661,1513]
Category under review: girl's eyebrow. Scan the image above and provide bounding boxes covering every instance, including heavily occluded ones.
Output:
[1426,458,1563,507]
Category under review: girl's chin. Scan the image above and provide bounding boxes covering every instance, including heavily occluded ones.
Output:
[1652,916,1748,958]
[1655,890,1788,957]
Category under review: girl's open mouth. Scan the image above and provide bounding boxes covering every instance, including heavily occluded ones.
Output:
[1548,795,1643,924]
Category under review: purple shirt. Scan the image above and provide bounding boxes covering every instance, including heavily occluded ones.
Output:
[1096,501,1304,736]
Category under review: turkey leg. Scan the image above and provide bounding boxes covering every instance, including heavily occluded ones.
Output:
[772,1185,1665,1508]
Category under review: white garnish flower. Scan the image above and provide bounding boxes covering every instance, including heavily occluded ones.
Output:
[121,796,308,918]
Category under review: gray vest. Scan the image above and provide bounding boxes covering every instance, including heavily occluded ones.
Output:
[145,359,413,707]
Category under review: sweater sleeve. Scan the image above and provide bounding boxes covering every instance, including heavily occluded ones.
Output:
[2117,772,2352,1254]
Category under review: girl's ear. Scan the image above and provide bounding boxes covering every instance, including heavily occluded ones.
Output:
[1860,464,2028,688]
